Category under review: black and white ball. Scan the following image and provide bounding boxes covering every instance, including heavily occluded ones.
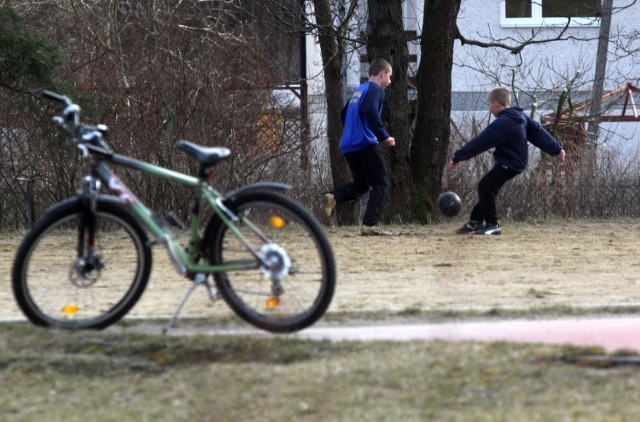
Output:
[436,191,462,217]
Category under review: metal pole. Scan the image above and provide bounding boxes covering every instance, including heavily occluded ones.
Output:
[587,0,614,146]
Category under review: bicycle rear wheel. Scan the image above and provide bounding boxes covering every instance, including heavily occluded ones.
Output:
[12,198,152,329]
[206,191,335,333]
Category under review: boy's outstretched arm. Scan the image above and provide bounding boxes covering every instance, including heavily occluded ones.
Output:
[526,116,564,158]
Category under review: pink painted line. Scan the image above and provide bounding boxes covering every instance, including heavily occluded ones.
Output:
[295,317,640,352]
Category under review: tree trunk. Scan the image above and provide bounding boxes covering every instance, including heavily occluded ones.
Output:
[312,0,356,224]
[365,0,413,223]
[411,0,461,223]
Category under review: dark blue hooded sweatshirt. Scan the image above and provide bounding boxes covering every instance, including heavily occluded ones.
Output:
[452,107,563,172]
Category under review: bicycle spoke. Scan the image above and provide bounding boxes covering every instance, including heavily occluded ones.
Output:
[209,191,335,333]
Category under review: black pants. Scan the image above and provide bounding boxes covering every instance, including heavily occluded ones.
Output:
[469,164,520,226]
[331,144,389,226]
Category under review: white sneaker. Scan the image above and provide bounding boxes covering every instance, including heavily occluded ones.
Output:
[360,225,393,236]
[474,224,501,235]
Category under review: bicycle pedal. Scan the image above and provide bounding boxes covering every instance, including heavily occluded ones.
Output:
[147,238,162,248]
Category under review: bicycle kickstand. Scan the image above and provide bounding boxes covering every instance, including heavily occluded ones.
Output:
[163,273,220,334]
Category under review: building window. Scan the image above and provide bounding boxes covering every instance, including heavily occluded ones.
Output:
[501,0,601,28]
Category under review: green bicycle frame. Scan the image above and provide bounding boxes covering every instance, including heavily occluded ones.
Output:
[90,151,277,276]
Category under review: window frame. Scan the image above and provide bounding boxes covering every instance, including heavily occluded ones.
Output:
[500,0,601,28]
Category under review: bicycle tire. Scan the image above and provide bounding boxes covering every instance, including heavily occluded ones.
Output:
[205,191,336,333]
[12,197,152,329]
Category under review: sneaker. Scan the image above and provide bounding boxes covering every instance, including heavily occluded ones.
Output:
[456,220,480,234]
[323,193,336,218]
[474,224,501,235]
[360,225,393,236]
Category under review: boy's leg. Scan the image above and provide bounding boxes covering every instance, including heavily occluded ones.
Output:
[477,164,520,225]
[468,202,484,225]
[456,203,483,233]
[359,144,389,227]
[330,150,370,205]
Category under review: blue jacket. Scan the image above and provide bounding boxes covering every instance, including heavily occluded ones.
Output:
[339,81,390,154]
[452,107,563,172]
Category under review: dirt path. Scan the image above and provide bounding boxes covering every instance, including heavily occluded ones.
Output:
[2,219,640,323]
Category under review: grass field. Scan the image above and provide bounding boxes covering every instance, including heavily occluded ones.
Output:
[1,322,639,421]
[1,219,640,420]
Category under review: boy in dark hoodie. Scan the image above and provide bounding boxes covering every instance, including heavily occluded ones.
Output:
[449,87,565,235]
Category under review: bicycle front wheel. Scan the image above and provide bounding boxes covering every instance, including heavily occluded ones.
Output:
[12,198,152,329]
[206,191,336,333]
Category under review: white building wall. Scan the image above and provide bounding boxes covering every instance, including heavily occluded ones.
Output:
[455,1,639,109]
[338,0,640,107]
[305,0,640,153]
[452,0,640,154]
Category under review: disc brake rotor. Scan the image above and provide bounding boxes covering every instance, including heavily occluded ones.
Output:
[69,255,103,287]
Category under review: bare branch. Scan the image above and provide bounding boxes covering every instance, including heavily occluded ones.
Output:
[454,19,577,55]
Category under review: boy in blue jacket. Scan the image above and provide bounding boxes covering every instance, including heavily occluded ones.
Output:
[449,87,565,235]
[323,58,396,236]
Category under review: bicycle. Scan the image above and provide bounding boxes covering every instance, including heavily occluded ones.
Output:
[11,90,336,333]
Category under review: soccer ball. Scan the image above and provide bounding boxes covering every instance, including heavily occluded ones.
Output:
[436,191,462,217]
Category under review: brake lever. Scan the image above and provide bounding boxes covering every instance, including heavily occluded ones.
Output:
[77,143,90,157]
[40,90,71,105]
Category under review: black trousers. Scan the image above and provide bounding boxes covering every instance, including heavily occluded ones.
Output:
[469,164,520,226]
[332,144,389,226]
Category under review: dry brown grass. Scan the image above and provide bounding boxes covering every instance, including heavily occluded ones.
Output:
[2,219,640,420]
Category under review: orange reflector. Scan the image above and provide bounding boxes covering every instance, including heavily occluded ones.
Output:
[61,304,79,315]
[269,216,286,229]
[266,297,280,309]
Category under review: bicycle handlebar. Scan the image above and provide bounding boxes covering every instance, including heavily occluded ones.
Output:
[39,89,111,156]
[40,89,72,106]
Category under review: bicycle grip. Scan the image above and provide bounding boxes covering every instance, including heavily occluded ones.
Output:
[39,89,69,104]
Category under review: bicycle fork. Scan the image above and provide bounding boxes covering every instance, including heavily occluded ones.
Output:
[70,176,104,287]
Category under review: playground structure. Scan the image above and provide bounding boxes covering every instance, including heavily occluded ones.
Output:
[541,82,640,152]
[537,83,640,217]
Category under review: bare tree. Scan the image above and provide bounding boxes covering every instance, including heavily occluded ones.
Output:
[410,0,461,223]
[0,0,312,229]
[244,0,366,223]
[365,0,412,222]
[310,0,360,224]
